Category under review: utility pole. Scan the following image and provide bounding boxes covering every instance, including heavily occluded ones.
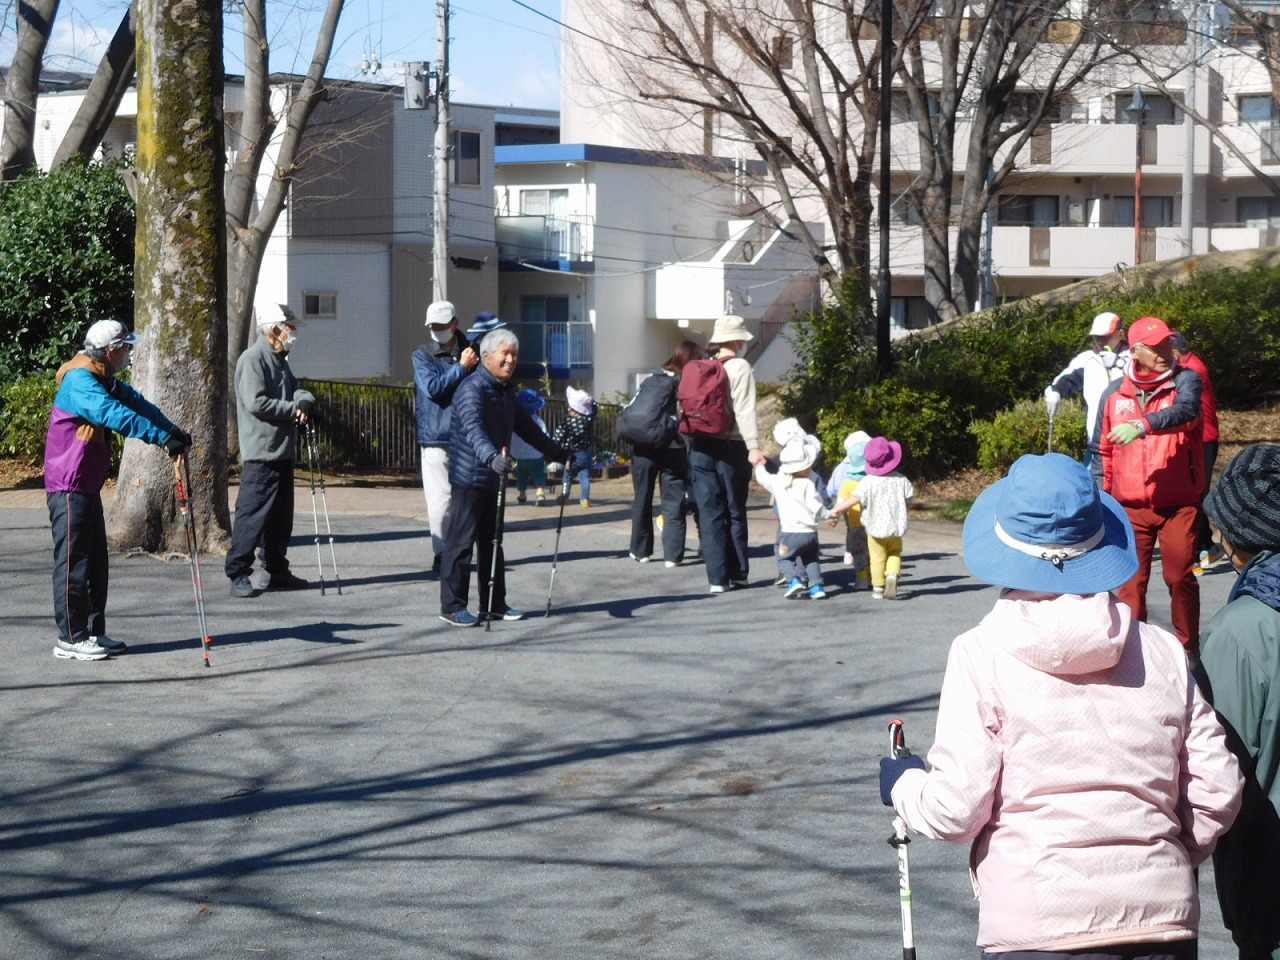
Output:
[1181,0,1199,257]
[875,0,893,377]
[433,0,450,302]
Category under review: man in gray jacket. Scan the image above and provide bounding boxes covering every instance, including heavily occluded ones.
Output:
[226,305,316,598]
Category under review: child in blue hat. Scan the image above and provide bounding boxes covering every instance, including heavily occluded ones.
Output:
[511,388,549,505]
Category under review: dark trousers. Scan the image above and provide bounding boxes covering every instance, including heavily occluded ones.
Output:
[48,491,108,643]
[440,484,506,615]
[1118,502,1200,652]
[777,531,822,585]
[629,443,688,562]
[225,460,296,580]
[689,438,751,586]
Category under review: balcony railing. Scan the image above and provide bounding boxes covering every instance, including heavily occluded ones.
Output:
[508,321,594,377]
[496,214,594,262]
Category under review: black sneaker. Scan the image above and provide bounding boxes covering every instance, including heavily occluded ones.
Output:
[92,635,127,654]
[439,609,479,627]
[267,571,308,590]
[431,555,442,574]
[230,576,258,598]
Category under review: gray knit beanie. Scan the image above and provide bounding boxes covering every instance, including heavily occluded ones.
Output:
[1204,444,1280,554]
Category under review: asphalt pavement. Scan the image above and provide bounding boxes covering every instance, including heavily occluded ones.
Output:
[0,478,1244,959]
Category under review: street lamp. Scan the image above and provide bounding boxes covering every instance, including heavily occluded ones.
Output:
[1125,88,1147,264]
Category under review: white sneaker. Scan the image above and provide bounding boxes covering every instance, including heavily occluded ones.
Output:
[664,560,677,569]
[843,552,854,565]
[629,553,651,563]
[709,584,728,594]
[884,574,899,600]
[54,638,110,660]
[872,587,885,600]
[92,635,127,654]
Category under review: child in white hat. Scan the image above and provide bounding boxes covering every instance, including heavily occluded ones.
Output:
[754,433,852,599]
[552,386,597,507]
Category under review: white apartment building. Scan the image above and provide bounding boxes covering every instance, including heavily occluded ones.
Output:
[560,0,1280,329]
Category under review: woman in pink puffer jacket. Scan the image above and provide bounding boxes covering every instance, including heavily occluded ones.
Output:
[882,453,1243,959]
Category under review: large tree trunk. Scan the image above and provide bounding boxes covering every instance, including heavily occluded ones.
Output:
[2,0,60,180]
[108,0,230,555]
[51,3,139,168]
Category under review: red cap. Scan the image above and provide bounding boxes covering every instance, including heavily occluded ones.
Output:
[1128,316,1173,348]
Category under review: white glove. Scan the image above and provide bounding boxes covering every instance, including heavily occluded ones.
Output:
[1044,386,1061,417]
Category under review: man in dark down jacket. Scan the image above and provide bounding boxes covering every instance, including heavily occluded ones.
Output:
[1095,316,1204,651]
[412,301,487,572]
[439,328,566,627]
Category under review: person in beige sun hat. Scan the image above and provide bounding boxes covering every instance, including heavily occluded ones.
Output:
[688,314,764,594]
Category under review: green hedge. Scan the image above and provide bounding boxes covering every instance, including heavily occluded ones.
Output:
[1,372,57,464]
[784,259,1280,478]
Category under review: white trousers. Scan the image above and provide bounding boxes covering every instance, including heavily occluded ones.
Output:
[420,446,452,557]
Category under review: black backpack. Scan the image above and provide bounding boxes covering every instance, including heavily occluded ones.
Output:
[617,371,679,447]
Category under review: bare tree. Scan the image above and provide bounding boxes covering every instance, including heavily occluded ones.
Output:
[569,0,885,306]
[50,2,137,168]
[224,0,344,372]
[108,0,229,553]
[2,0,59,180]
[894,0,1112,320]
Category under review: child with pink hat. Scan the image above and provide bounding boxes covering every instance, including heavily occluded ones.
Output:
[853,436,914,599]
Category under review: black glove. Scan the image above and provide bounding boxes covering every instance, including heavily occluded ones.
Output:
[164,428,192,456]
[879,753,926,806]
[489,452,513,475]
[296,397,315,415]
[763,455,781,475]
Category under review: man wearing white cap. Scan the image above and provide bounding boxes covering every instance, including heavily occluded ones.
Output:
[1044,311,1129,462]
[43,318,192,660]
[411,301,488,571]
[225,304,316,598]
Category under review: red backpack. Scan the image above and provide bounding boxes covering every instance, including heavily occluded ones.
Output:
[677,357,735,437]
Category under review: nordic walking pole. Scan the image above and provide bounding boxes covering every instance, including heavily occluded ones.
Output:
[486,447,510,633]
[173,455,212,668]
[545,465,573,617]
[302,424,329,596]
[886,719,917,960]
[304,424,342,594]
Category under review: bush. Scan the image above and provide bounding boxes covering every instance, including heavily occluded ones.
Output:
[1,372,57,464]
[970,396,1088,472]
[0,157,135,389]
[783,258,1280,478]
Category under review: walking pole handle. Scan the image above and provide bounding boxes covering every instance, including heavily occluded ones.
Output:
[888,718,913,760]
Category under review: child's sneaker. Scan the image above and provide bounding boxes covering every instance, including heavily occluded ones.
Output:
[656,515,665,531]
[843,552,854,565]
[516,494,527,504]
[872,586,885,600]
[580,500,591,508]
[784,577,806,599]
[535,493,546,506]
[809,583,827,600]
[774,572,790,587]
[884,573,899,599]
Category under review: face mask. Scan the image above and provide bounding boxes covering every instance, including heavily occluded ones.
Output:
[115,349,133,373]
[282,333,297,350]
[429,327,452,344]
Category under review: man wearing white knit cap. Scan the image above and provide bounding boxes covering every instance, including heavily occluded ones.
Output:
[1044,311,1129,463]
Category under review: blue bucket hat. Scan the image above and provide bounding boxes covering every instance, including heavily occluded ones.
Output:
[517,388,545,413]
[469,311,506,336]
[962,453,1137,594]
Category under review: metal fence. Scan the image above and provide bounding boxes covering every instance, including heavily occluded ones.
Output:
[300,379,627,473]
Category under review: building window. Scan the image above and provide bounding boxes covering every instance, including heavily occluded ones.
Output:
[521,295,570,325]
[770,33,793,70]
[1239,94,1280,126]
[1112,196,1175,228]
[996,194,1059,226]
[452,130,481,186]
[1115,91,1177,125]
[302,292,337,319]
[1238,196,1280,226]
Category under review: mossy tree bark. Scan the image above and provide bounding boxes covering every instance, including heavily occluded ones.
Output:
[107,0,231,555]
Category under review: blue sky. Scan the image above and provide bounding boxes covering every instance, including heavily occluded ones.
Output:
[1,0,562,111]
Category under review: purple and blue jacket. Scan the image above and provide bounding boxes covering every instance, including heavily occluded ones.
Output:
[44,354,177,495]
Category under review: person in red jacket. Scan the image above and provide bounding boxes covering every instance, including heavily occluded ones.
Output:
[1096,316,1205,652]
[1170,330,1225,573]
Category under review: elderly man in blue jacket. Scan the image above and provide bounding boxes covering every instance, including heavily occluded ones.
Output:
[439,328,567,627]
